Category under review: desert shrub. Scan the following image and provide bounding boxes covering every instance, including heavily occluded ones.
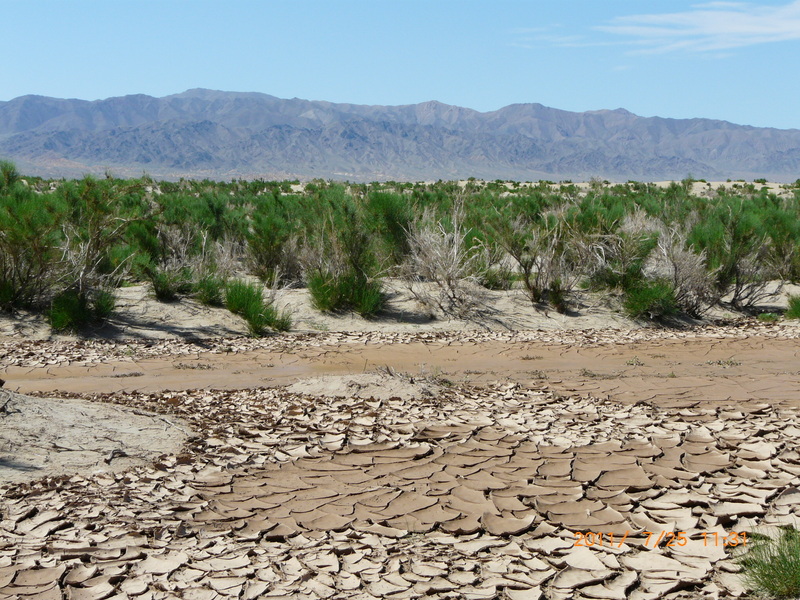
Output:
[92,289,116,320]
[308,272,384,318]
[787,295,800,319]
[194,274,226,307]
[0,183,65,308]
[623,279,677,320]
[225,280,262,316]
[56,177,139,303]
[301,197,386,317]
[584,210,660,292]
[225,280,291,335]
[481,199,573,308]
[193,191,248,242]
[738,528,800,598]
[548,278,568,313]
[248,193,304,285]
[757,312,780,322]
[307,272,343,313]
[49,290,91,331]
[48,288,115,332]
[0,161,20,191]
[350,278,385,318]
[761,199,800,282]
[149,267,192,302]
[689,195,775,309]
[365,191,414,265]
[648,225,718,317]
[481,266,515,291]
[145,223,213,302]
[401,199,487,318]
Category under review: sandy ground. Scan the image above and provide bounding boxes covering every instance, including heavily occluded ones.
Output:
[0,390,189,485]
[2,283,800,599]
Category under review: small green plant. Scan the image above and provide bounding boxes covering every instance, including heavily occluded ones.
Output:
[149,268,192,302]
[194,274,226,307]
[350,278,385,318]
[548,278,568,313]
[623,280,677,320]
[225,280,291,335]
[738,528,800,598]
[481,267,515,291]
[49,290,91,332]
[757,312,780,322]
[307,272,345,313]
[225,280,261,316]
[308,272,385,318]
[48,289,116,332]
[705,359,742,367]
[92,289,116,321]
[787,295,800,319]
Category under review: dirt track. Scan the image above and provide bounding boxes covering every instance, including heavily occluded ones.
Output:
[5,324,800,410]
[1,322,800,599]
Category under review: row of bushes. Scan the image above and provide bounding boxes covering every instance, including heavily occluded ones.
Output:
[2,161,800,333]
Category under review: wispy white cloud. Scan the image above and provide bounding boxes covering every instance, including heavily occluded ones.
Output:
[598,1,800,53]
[511,24,586,49]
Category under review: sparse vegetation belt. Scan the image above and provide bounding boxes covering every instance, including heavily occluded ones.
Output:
[1,161,799,333]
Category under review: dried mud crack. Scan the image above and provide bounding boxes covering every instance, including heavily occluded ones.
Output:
[1,325,800,599]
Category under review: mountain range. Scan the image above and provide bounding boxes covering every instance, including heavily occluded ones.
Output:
[1,88,799,182]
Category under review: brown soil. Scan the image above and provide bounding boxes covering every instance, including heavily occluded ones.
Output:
[5,325,800,411]
[1,321,799,599]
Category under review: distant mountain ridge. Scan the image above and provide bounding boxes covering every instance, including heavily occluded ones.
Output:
[1,88,798,181]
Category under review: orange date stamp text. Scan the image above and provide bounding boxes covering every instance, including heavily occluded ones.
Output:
[573,530,747,548]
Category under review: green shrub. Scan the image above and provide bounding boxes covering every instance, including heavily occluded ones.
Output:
[0,280,13,309]
[92,290,116,321]
[623,279,677,320]
[548,278,568,314]
[0,161,20,191]
[0,183,65,308]
[225,280,262,316]
[269,308,293,332]
[149,268,192,302]
[365,191,413,264]
[307,272,344,313]
[482,267,515,291]
[308,272,385,317]
[194,275,226,307]
[787,295,800,319]
[739,528,800,598]
[225,280,291,335]
[350,278,385,318]
[49,290,92,332]
[48,288,116,332]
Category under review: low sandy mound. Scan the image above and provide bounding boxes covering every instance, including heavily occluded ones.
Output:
[0,390,191,485]
[285,372,443,400]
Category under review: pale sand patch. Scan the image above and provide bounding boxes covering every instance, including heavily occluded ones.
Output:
[0,390,190,485]
[286,372,443,401]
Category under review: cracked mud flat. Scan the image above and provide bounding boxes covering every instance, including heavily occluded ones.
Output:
[1,322,800,599]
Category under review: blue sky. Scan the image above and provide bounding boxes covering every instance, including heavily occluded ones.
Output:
[3,1,800,129]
